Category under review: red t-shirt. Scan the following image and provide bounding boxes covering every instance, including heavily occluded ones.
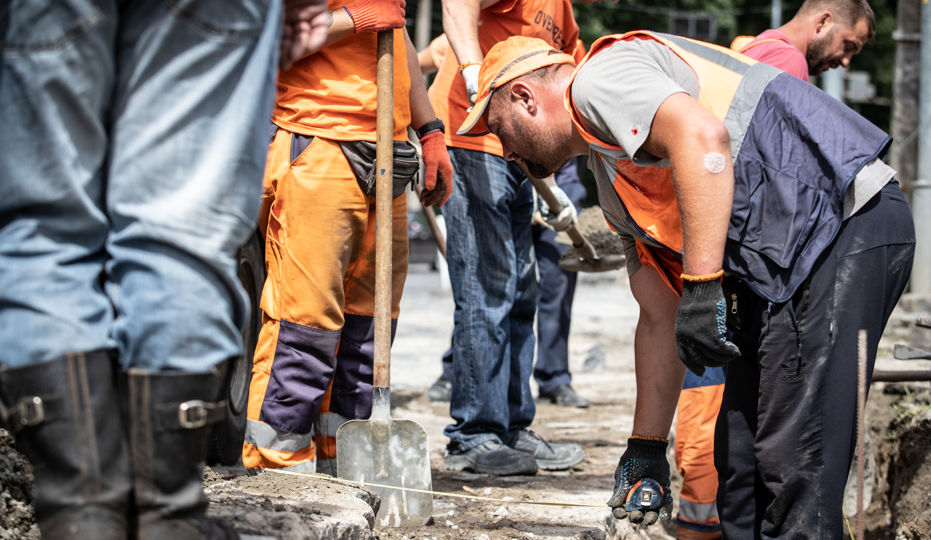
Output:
[737,29,809,82]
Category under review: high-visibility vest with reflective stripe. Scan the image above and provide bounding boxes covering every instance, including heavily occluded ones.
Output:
[565,31,891,303]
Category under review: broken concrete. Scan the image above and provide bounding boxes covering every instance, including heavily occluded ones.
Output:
[0,429,38,540]
[205,469,380,540]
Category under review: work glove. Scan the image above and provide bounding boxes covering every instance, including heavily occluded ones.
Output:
[419,130,454,208]
[535,185,577,233]
[675,274,742,377]
[460,64,481,107]
[607,437,674,526]
[345,0,406,34]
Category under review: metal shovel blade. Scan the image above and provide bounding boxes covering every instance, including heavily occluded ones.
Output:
[336,390,433,528]
[559,254,625,273]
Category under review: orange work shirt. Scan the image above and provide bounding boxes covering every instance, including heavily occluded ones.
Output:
[273,0,411,142]
[428,0,581,156]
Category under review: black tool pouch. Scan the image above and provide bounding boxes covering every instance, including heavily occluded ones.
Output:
[339,140,420,199]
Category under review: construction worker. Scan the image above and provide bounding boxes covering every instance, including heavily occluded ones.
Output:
[0,1,328,539]
[243,0,454,476]
[460,33,914,538]
[732,0,874,79]
[673,2,877,538]
[428,0,587,476]
[420,33,590,409]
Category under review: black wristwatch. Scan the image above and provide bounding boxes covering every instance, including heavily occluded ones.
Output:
[416,119,445,139]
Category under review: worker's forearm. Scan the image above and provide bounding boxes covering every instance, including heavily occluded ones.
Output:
[672,141,733,276]
[405,30,438,129]
[629,266,685,438]
[317,8,354,50]
[643,93,734,276]
[633,315,685,437]
[441,0,485,64]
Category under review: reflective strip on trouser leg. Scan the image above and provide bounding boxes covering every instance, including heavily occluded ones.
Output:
[676,378,724,532]
[314,383,348,477]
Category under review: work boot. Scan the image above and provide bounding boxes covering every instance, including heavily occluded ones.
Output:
[443,439,538,476]
[124,362,239,540]
[426,376,452,402]
[511,429,584,471]
[0,351,131,540]
[537,384,591,408]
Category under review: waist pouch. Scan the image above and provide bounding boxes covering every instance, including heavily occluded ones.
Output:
[339,140,420,199]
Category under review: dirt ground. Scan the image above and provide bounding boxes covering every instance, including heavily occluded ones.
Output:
[1,267,930,540]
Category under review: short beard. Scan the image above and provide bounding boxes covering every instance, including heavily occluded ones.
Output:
[511,112,570,178]
[806,28,835,75]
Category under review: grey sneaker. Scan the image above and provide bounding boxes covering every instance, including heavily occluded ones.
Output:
[511,429,584,471]
[443,440,538,476]
[537,384,591,408]
[426,377,452,402]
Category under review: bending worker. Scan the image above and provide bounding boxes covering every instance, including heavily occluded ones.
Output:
[674,1,877,538]
[243,0,453,475]
[459,33,914,538]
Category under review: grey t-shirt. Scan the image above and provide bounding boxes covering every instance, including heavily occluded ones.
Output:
[573,39,894,277]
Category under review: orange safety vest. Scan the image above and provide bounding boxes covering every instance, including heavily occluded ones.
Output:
[565,31,761,294]
[564,31,891,303]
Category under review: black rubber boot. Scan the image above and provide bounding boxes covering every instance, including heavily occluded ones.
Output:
[0,351,131,540]
[124,362,239,540]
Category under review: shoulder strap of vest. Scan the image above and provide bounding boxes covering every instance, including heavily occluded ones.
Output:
[564,32,662,153]
[732,37,784,54]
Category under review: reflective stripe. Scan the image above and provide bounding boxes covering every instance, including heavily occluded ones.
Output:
[677,498,720,523]
[659,33,752,75]
[723,61,781,160]
[244,419,313,454]
[315,411,350,438]
[281,458,316,474]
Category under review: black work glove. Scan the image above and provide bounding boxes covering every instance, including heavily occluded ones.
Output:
[675,277,741,376]
[607,437,674,526]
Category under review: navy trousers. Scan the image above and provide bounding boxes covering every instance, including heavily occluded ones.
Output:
[715,183,915,540]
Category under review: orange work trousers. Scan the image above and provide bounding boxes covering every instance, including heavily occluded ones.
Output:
[243,131,408,473]
[676,367,725,540]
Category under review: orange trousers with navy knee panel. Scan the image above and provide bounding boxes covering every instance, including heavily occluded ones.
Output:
[675,367,725,540]
[243,130,408,473]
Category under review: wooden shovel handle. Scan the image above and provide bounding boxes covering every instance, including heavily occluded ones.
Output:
[374,31,393,389]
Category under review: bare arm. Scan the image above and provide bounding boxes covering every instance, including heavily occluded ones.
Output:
[630,266,685,438]
[641,93,733,276]
[441,0,502,65]
[405,29,437,129]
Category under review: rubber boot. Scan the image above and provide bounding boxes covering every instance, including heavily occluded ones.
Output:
[0,351,131,540]
[124,362,239,540]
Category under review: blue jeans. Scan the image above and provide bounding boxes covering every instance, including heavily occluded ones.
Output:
[0,0,280,371]
[443,148,537,452]
[531,160,587,394]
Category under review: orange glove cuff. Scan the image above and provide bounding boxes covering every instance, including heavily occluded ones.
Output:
[345,0,406,34]
[419,130,454,207]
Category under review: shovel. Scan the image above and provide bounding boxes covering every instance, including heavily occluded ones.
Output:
[335,30,434,528]
[523,167,624,273]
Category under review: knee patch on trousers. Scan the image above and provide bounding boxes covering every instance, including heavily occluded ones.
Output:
[259,319,341,435]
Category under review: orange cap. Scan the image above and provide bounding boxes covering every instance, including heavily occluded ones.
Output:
[457,36,576,136]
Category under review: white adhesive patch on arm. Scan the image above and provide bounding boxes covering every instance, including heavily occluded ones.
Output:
[703,152,727,174]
